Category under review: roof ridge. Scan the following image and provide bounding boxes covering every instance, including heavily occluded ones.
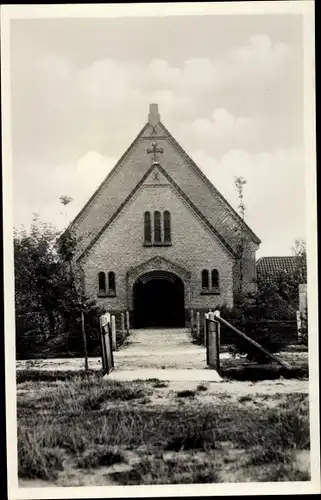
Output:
[259,256,297,259]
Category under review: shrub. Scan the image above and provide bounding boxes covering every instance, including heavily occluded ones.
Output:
[216,287,298,363]
[176,390,196,398]
[76,446,124,469]
[197,384,208,392]
[110,458,220,485]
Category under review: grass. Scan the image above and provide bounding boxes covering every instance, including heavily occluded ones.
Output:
[17,374,310,485]
[18,426,65,480]
[16,369,101,384]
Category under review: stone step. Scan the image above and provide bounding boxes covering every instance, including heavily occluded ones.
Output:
[106,369,222,382]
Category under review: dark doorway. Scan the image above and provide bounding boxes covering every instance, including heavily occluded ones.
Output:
[133,271,185,328]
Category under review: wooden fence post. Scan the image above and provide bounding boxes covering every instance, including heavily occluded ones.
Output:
[81,310,89,371]
[214,310,221,360]
[196,311,201,339]
[126,310,130,335]
[205,313,209,362]
[190,309,194,334]
[207,311,220,371]
[296,310,302,341]
[121,312,125,340]
[203,313,208,346]
[111,315,117,351]
[196,312,200,339]
[100,319,107,373]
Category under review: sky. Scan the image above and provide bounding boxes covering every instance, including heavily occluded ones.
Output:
[10,14,305,257]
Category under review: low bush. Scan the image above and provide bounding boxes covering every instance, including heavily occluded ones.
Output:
[76,446,124,469]
[176,390,196,398]
[220,364,308,381]
[110,458,220,485]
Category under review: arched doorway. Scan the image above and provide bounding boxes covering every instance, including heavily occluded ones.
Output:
[133,271,185,328]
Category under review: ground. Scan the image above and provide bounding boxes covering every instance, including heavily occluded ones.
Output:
[17,374,309,487]
[16,328,310,486]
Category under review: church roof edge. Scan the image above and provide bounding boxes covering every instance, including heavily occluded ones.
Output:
[65,111,261,249]
[158,121,261,246]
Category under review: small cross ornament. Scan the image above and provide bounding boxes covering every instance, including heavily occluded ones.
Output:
[147,140,163,163]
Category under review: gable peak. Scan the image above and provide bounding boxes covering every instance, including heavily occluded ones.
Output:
[148,103,160,127]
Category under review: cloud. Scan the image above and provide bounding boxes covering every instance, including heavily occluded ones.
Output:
[11,28,304,256]
[174,108,253,157]
[14,151,116,231]
[12,33,296,164]
[148,35,294,94]
[14,144,306,259]
[191,146,306,255]
[217,34,294,88]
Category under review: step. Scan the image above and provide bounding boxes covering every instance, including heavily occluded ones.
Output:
[105,368,222,382]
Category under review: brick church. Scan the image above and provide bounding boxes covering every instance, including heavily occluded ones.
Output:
[69,104,261,328]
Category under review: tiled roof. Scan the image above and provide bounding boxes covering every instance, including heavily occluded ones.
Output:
[256,256,307,282]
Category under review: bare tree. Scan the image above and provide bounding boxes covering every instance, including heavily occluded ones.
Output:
[234,176,247,297]
[292,238,307,282]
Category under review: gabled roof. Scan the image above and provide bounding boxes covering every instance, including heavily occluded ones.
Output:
[68,104,261,257]
[77,162,236,261]
[256,256,307,282]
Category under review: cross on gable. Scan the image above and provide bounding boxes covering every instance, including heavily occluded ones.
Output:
[147,140,163,163]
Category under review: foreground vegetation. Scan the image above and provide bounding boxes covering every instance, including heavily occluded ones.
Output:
[17,373,310,486]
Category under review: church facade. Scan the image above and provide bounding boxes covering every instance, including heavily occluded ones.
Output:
[69,104,261,328]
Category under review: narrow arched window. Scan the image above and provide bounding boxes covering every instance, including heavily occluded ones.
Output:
[144,211,151,244]
[164,211,171,243]
[154,211,162,243]
[211,269,219,288]
[108,271,116,294]
[201,270,209,289]
[98,272,106,295]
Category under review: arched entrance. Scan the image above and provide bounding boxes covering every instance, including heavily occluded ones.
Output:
[133,271,185,328]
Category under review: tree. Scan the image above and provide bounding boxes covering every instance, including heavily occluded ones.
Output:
[59,195,73,206]
[56,228,93,370]
[14,216,98,363]
[292,238,307,282]
[292,238,308,345]
[234,176,247,298]
[14,216,66,357]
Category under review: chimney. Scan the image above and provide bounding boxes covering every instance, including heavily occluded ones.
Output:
[148,103,160,127]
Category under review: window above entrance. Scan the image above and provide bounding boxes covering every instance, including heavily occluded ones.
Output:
[143,211,172,247]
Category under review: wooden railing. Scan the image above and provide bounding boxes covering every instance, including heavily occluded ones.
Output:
[204,310,292,371]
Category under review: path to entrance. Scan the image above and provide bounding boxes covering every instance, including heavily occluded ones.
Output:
[109,328,222,382]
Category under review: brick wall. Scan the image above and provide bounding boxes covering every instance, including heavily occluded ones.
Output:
[80,178,235,316]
